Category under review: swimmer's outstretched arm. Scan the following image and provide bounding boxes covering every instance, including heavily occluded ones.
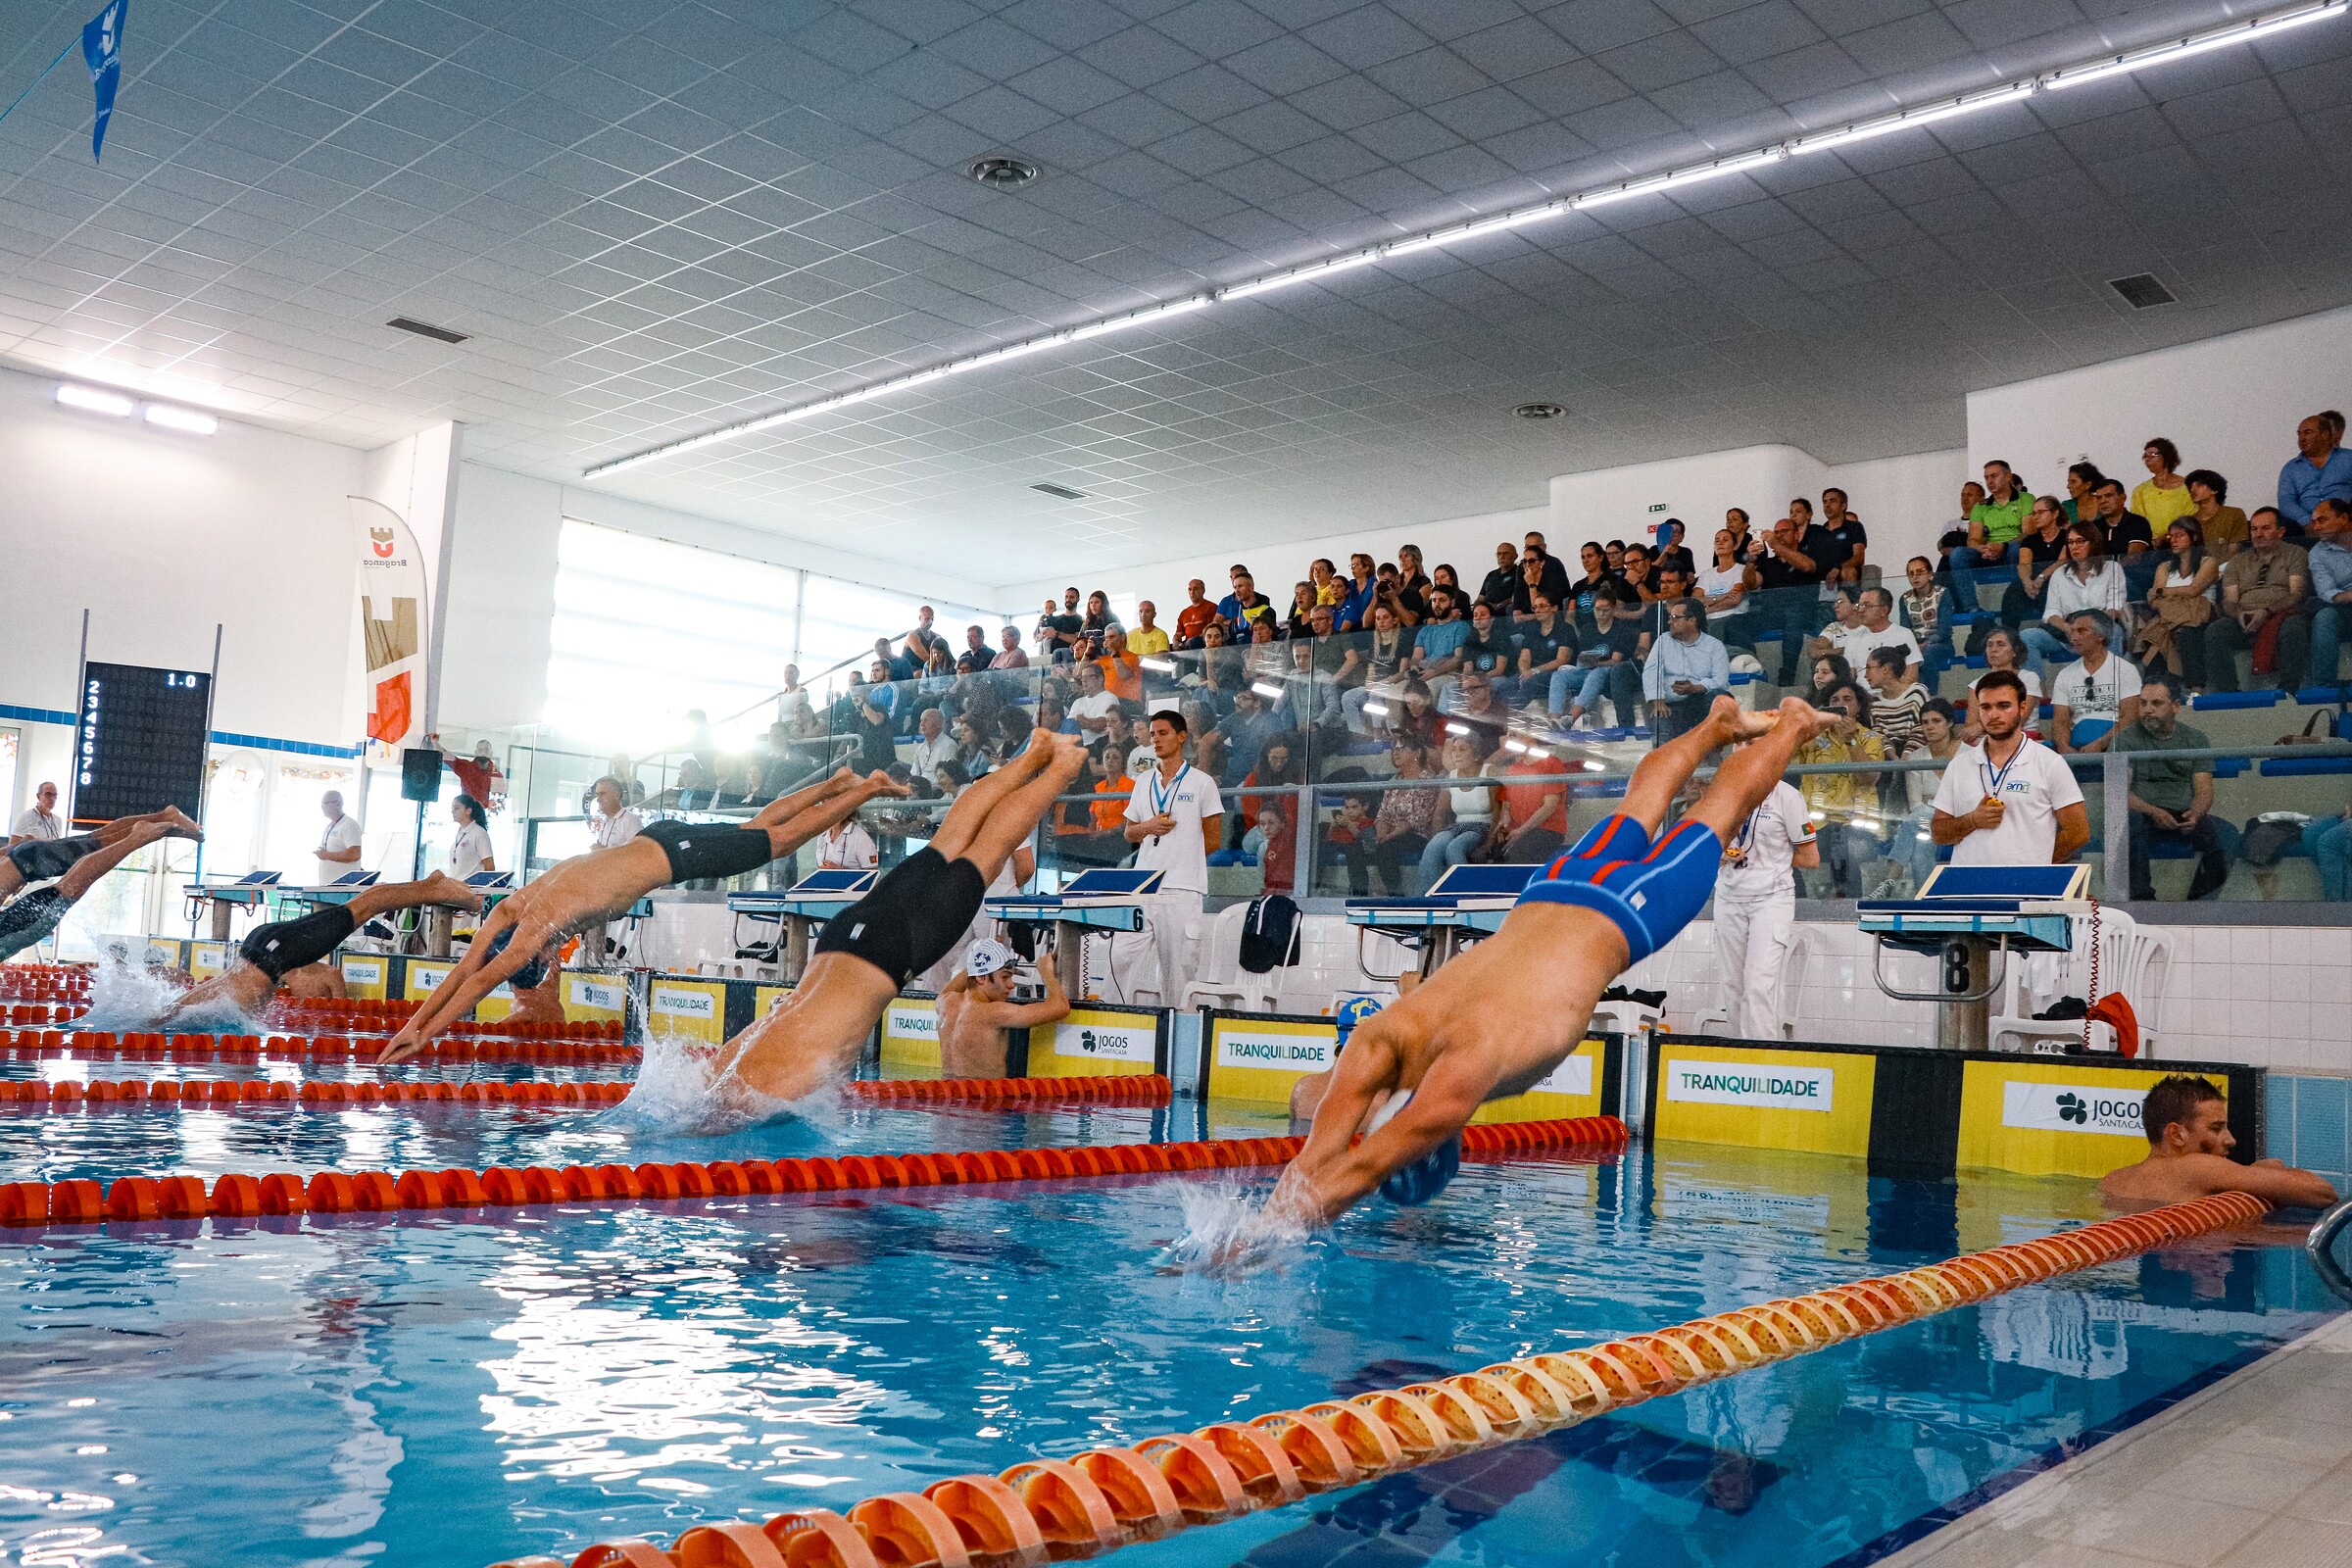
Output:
[377,896,544,1063]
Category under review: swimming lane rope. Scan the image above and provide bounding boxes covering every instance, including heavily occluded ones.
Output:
[487,1189,2272,1568]
[0,1072,1169,1112]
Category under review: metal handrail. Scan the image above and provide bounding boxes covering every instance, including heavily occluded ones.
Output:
[2311,1197,2352,1305]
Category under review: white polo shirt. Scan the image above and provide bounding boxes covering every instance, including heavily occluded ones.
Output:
[591,808,642,849]
[316,811,363,883]
[1839,621,1922,675]
[1932,737,2083,866]
[450,821,494,878]
[1123,761,1223,896]
[10,806,63,841]
[2052,654,2141,727]
[1716,782,1815,904]
[818,820,877,869]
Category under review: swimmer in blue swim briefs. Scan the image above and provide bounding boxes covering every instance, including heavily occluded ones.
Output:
[1274,695,1829,1226]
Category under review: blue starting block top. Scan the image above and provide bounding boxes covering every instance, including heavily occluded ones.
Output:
[294,871,380,905]
[1346,862,1544,934]
[464,870,514,890]
[728,868,878,922]
[1857,863,2088,954]
[984,866,1163,934]
[193,870,280,906]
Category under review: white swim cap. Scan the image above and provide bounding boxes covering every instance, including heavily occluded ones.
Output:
[965,938,1016,978]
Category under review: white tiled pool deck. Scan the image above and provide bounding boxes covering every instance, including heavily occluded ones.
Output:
[1882,1310,2352,1568]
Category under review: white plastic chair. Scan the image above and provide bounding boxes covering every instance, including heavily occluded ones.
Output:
[1692,925,1817,1040]
[1989,908,2171,1057]
[1122,910,1200,1008]
[1177,904,1282,1013]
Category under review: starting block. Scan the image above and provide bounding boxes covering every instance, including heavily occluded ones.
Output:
[1858,863,2089,1051]
[187,870,279,941]
[1345,863,1544,975]
[986,867,1164,999]
[727,869,877,982]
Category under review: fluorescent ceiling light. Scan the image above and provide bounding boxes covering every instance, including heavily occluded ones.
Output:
[57,383,134,416]
[1067,295,1210,340]
[1789,82,2039,155]
[1573,149,1784,210]
[2047,0,2347,90]
[143,403,218,434]
[1383,200,1575,258]
[1219,250,1386,300]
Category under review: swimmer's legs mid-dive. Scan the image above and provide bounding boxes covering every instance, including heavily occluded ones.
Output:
[1274,696,1828,1227]
[0,820,180,961]
[378,768,906,1063]
[1,806,200,897]
[162,872,481,1024]
[705,733,1086,1107]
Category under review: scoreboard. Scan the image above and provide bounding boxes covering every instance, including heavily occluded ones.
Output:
[74,662,211,826]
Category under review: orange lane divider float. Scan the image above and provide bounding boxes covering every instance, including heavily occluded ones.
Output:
[0,1116,1628,1230]
[486,1190,2270,1568]
[853,1075,1174,1106]
[0,1078,635,1109]
[1,1027,638,1066]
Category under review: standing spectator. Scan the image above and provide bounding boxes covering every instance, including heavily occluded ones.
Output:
[1417,733,1495,886]
[1396,543,1432,606]
[1892,699,1962,893]
[1899,557,1951,676]
[2184,469,2248,558]
[1568,541,1615,634]
[2138,521,2221,687]
[908,708,956,781]
[992,626,1030,670]
[1865,647,1930,755]
[1174,579,1218,646]
[588,777,642,849]
[816,813,878,871]
[1749,504,1831,683]
[1217,565,1276,637]
[8,781,62,845]
[1079,590,1121,654]
[2087,477,2159,597]
[2050,611,2142,755]
[850,677,898,771]
[315,790,363,883]
[1722,507,1756,562]
[1647,520,1695,581]
[2279,410,2352,531]
[1478,542,1522,615]
[1713,774,1819,1036]
[1130,601,1170,658]
[1494,746,1569,861]
[2306,497,2352,690]
[1697,528,1754,653]
[1038,591,1082,662]
[2201,509,2312,693]
[2061,462,2105,527]
[906,606,949,670]
[1371,742,1440,895]
[1953,460,2034,612]
[1371,560,1424,629]
[1250,801,1295,894]
[1642,599,1730,744]
[1521,531,1574,604]
[2112,674,2229,902]
[2132,439,2195,537]
[777,665,810,729]
[1337,553,1378,632]
[2023,525,2128,679]
[1556,589,1644,727]
[1817,488,1867,588]
[1794,681,1886,898]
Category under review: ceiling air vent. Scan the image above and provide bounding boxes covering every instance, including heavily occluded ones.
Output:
[1513,402,1567,419]
[1031,482,1087,501]
[969,156,1040,189]
[387,316,469,344]
[2109,274,2176,310]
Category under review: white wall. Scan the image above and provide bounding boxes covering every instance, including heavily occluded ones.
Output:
[0,363,367,747]
[1968,303,2352,514]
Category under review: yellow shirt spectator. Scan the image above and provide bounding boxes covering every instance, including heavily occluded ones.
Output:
[1129,625,1170,657]
[2132,478,2195,535]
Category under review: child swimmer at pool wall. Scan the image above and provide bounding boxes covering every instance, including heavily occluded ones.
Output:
[2101,1075,2336,1210]
[1269,696,1833,1229]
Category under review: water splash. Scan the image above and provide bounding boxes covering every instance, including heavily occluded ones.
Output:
[606,1029,812,1138]
[71,944,254,1035]
[1156,1180,1314,1278]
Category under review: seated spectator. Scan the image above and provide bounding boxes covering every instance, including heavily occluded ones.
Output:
[910,643,958,723]
[1188,622,1246,710]
[1804,651,1855,710]
[2138,520,2221,687]
[1513,592,1578,713]
[1954,460,2034,612]
[1899,556,1951,675]
[1450,602,1516,703]
[1068,661,1124,739]
[992,625,1030,669]
[2050,610,2142,755]
[1370,742,1441,895]
[1865,646,1929,755]
[2201,508,2312,693]
[1937,481,1985,587]
[1322,794,1376,896]
[2183,467,2247,558]
[932,760,972,801]
[2132,437,2195,537]
[1749,508,1832,683]
[1644,564,1698,638]
[1494,745,1569,861]
[1250,801,1295,894]
[1964,628,2040,739]
[1805,587,1864,667]
[2279,410,2352,532]
[2303,798,2352,902]
[2111,673,2229,902]
[1795,680,1886,898]
[953,712,995,780]
[1096,626,1143,702]
[1621,542,1661,604]
[2087,476,2158,597]
[1370,560,1424,628]
[2005,494,2071,637]
[1410,586,1471,681]
[1283,580,1317,639]
[1379,676,1439,753]
[1567,541,1615,635]
[1478,541,1522,615]
[2308,497,2352,690]
[1418,732,1496,887]
[1308,557,1343,609]
[1080,589,1121,650]
[1035,692,1070,738]
[1721,507,1756,564]
[2061,462,2104,526]
[1343,602,1413,733]
[1846,587,1923,686]
[1244,617,1286,681]
[1215,686,1280,789]
[1174,579,1218,646]
[1603,540,1627,575]
[1697,529,1754,652]
[1892,697,1961,894]
[908,708,956,781]
[1642,597,1730,744]
[1521,530,1573,606]
[956,623,994,674]
[1052,748,1117,870]
[1555,588,1644,727]
[874,634,917,684]
[1430,562,1465,602]
[2023,525,2127,679]
[1441,668,1512,749]
[1649,519,1696,581]
[994,707,1034,766]
[1129,600,1170,658]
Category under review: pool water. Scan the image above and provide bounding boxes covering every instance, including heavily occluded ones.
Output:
[0,1121,2333,1568]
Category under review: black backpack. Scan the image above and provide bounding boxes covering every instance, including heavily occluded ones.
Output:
[1238,894,1302,973]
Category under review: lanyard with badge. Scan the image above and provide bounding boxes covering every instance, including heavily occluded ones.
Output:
[1723,804,1762,866]
[1148,762,1190,843]
[1981,739,2024,809]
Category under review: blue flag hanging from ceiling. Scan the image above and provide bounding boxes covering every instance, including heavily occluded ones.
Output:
[81,0,125,162]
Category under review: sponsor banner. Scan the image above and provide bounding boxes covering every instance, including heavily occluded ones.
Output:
[649,980,726,1044]
[145,937,184,972]
[1958,1061,2224,1179]
[1204,1014,1340,1104]
[879,997,941,1074]
[189,942,227,980]
[754,984,793,1018]
[338,956,387,1000]
[1217,1029,1335,1072]
[1652,1045,1874,1158]
[1665,1060,1835,1112]
[1472,1039,1608,1125]
[565,975,626,1020]
[1028,1006,1161,1077]
[350,494,429,757]
[406,962,452,998]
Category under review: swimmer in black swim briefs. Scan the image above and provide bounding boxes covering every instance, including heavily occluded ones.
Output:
[694,730,1085,1112]
[161,871,481,1023]
[378,767,908,1063]
[1267,696,1830,1232]
[0,814,197,961]
[0,805,201,900]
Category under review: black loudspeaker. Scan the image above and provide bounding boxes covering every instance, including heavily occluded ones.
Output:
[401,747,443,803]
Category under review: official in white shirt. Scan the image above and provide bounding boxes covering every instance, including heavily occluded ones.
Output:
[8,782,64,845]
[1110,709,1223,1004]
[315,791,364,884]
[449,793,495,878]
[1931,670,2088,867]
[588,777,643,849]
[1712,781,1819,1040]
[817,818,878,870]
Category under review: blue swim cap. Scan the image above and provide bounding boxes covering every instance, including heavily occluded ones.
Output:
[1333,995,1386,1042]
[1379,1134,1461,1206]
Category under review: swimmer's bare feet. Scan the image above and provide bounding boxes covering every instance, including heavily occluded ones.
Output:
[864,769,913,798]
[417,871,484,912]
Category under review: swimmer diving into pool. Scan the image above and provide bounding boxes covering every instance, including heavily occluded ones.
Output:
[375,767,907,1063]
[687,731,1086,1114]
[159,872,483,1024]
[1272,695,1831,1227]
[0,812,202,961]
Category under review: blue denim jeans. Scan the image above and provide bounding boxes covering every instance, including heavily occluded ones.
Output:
[1948,541,2017,614]
[1419,824,1489,884]
[2305,814,2352,901]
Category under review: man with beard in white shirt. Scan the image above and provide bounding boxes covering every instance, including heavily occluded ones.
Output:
[1932,670,2089,867]
[1712,780,1819,1040]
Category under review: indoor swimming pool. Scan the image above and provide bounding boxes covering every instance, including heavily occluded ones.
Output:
[0,1101,2331,1568]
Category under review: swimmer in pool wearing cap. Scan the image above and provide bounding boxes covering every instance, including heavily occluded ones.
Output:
[936,939,1070,1078]
[1272,696,1831,1224]
[377,766,906,1063]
